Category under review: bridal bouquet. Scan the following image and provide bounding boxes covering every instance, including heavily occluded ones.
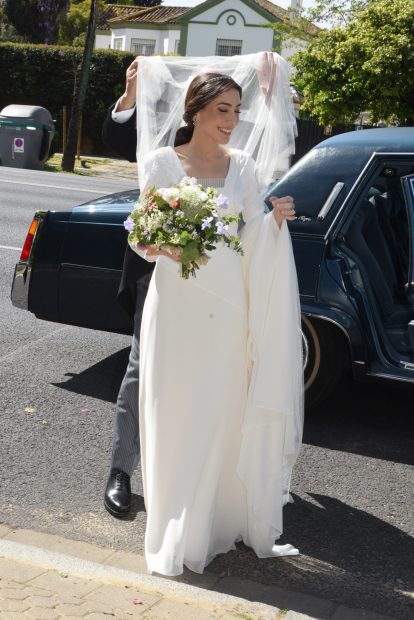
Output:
[124,177,243,279]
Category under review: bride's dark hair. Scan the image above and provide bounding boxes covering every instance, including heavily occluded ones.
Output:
[174,73,242,147]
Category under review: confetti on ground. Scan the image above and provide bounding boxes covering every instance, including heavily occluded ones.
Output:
[41,420,48,425]
[24,407,36,413]
[80,407,90,413]
[132,598,144,605]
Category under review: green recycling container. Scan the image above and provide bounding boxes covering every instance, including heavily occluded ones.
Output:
[0,105,54,170]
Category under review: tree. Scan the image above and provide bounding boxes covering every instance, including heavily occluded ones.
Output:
[58,0,104,46]
[269,1,371,50]
[305,0,368,27]
[292,0,414,126]
[0,3,21,41]
[5,0,69,43]
[62,0,97,171]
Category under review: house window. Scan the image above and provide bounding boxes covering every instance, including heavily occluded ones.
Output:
[112,37,123,51]
[174,39,180,54]
[131,38,156,55]
[216,38,242,56]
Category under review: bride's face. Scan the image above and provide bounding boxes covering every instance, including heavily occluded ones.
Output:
[195,88,241,144]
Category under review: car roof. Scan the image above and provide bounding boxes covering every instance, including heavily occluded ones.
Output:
[315,127,414,151]
[268,128,414,234]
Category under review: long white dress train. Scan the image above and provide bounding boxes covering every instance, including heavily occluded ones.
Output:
[131,146,303,576]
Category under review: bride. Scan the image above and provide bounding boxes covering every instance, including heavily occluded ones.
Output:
[131,56,304,577]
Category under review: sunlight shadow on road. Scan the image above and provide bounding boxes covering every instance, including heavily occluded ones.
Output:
[52,347,130,404]
[210,493,414,620]
[305,376,414,466]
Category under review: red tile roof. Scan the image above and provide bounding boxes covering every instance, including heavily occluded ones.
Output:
[97,5,141,30]
[97,2,318,34]
[110,6,189,25]
[254,0,288,20]
[97,5,188,30]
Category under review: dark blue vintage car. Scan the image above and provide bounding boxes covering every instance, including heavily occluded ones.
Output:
[11,128,414,408]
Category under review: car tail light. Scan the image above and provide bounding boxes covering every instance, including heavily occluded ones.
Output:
[20,219,39,262]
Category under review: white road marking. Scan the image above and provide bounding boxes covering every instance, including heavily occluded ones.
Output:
[0,326,70,363]
[0,245,21,251]
[0,178,100,193]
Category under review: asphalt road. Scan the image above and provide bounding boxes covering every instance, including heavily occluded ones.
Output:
[1,166,413,620]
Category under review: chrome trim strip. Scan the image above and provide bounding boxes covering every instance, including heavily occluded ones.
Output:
[317,182,344,220]
[301,328,309,371]
[367,371,414,383]
[60,263,120,273]
[302,311,353,350]
[10,211,47,311]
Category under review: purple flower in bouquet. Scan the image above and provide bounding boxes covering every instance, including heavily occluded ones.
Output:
[216,221,229,235]
[201,216,214,230]
[213,194,229,210]
[124,217,135,232]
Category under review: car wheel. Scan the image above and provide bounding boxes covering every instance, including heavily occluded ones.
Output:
[301,315,348,410]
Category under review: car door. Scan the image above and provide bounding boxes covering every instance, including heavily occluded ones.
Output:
[401,173,414,359]
[335,157,414,379]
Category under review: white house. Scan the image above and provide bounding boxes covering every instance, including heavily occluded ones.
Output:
[95,0,316,73]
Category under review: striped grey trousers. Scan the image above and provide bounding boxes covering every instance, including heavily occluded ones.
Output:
[110,303,141,476]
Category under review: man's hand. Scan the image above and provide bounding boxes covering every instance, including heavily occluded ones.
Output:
[116,57,140,112]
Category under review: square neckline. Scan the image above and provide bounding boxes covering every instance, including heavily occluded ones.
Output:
[168,146,234,184]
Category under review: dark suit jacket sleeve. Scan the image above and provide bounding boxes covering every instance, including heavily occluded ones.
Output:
[117,244,154,319]
[102,103,138,163]
[102,103,154,317]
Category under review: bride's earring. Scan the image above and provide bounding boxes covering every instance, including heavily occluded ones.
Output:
[192,116,197,125]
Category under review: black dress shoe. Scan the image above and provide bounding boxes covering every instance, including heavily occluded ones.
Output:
[104,469,131,518]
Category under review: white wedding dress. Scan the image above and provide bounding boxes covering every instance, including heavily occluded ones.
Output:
[131,146,303,576]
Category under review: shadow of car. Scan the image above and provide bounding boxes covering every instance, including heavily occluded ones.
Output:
[11,128,414,409]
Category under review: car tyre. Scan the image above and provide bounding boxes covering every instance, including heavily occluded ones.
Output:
[302,315,348,410]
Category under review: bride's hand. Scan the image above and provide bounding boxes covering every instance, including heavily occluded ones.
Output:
[269,196,296,229]
[139,244,182,262]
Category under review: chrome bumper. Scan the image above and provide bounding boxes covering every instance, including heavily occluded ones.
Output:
[11,261,30,310]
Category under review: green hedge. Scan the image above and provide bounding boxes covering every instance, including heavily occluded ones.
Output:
[0,42,135,155]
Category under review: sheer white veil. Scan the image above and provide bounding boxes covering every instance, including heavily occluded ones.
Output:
[135,52,297,190]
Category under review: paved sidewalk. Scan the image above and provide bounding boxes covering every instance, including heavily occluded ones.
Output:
[79,157,138,181]
[0,525,401,620]
[49,154,139,182]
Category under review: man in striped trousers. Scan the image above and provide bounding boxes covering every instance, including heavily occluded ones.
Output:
[102,58,152,517]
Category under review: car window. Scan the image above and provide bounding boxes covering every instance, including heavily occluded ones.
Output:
[346,160,413,304]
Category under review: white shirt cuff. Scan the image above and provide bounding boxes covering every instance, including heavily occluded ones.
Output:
[112,101,136,123]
